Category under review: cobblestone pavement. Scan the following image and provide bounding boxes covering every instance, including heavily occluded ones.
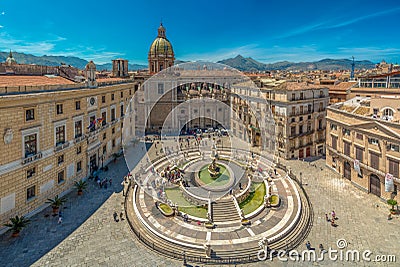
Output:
[1,152,399,266]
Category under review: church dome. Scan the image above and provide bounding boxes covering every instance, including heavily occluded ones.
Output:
[149,37,174,57]
[5,50,17,65]
[148,23,174,58]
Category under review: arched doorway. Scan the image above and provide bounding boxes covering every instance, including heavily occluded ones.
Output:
[370,174,381,197]
[344,161,351,180]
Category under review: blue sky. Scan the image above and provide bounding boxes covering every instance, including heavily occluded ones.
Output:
[0,0,399,65]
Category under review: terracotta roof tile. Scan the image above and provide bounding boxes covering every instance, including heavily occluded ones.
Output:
[0,75,75,87]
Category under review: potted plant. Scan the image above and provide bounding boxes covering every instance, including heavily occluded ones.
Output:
[4,215,31,237]
[46,195,67,214]
[158,203,174,216]
[387,199,398,215]
[74,180,88,195]
[241,218,251,226]
[205,221,215,229]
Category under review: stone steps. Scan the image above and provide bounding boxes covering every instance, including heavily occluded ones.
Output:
[212,198,241,222]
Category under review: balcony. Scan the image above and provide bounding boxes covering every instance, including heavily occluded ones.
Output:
[74,134,86,144]
[54,142,70,152]
[22,152,42,165]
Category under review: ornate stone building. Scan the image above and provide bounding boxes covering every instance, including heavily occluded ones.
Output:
[326,97,400,200]
[148,23,175,74]
[0,60,138,228]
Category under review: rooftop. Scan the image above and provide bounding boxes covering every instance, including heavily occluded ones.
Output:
[0,75,75,87]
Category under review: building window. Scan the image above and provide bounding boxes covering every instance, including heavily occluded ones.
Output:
[291,118,295,123]
[194,109,198,113]
[25,108,35,121]
[299,124,303,134]
[56,125,66,146]
[373,108,379,115]
[308,115,311,120]
[102,95,106,103]
[299,116,303,121]
[57,170,65,184]
[74,120,82,138]
[77,146,81,154]
[27,167,36,179]
[307,104,312,113]
[344,142,351,156]
[103,145,107,155]
[368,137,379,145]
[291,93,295,100]
[101,111,107,126]
[319,103,323,112]
[56,104,63,115]
[300,92,304,100]
[389,159,399,178]
[291,107,296,115]
[158,83,164,94]
[318,119,323,130]
[307,123,311,132]
[75,101,81,110]
[342,128,351,136]
[112,127,115,134]
[320,90,324,97]
[111,93,115,101]
[370,153,380,169]
[24,133,37,158]
[27,185,36,200]
[331,135,338,150]
[120,91,123,98]
[103,133,106,140]
[120,105,124,117]
[388,143,400,152]
[330,123,337,130]
[129,89,132,95]
[181,110,185,114]
[112,139,115,147]
[290,126,296,137]
[58,155,64,165]
[356,133,363,140]
[77,161,82,172]
[355,147,363,163]
[111,108,116,121]
[300,106,304,114]
[383,108,394,118]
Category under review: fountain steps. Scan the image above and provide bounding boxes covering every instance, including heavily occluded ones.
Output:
[212,198,241,222]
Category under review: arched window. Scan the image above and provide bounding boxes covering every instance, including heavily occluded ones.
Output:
[383,108,394,117]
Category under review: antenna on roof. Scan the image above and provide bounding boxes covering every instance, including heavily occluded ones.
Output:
[350,56,355,81]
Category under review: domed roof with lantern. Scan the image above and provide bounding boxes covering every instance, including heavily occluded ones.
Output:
[149,23,174,58]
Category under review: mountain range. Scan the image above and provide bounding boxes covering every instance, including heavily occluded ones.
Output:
[0,51,147,71]
[217,55,376,71]
[1,52,377,72]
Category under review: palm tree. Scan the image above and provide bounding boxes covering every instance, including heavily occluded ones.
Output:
[74,180,88,195]
[4,215,31,237]
[46,195,67,213]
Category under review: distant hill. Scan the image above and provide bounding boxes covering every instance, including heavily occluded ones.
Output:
[218,55,376,71]
[0,51,147,71]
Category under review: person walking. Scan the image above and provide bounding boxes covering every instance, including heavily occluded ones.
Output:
[305,241,311,250]
[331,210,336,220]
[113,212,119,222]
[325,214,330,222]
[58,214,63,224]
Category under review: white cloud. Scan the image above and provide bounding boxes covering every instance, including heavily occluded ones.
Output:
[0,32,124,64]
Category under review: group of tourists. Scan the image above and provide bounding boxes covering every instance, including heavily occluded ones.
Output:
[325,210,337,227]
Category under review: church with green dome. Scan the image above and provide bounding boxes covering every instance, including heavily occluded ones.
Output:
[148,23,175,74]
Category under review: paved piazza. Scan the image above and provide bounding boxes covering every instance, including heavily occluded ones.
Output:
[0,142,399,266]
